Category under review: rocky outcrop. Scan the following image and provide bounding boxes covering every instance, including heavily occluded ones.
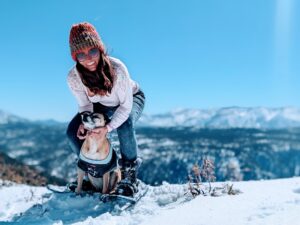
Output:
[0,152,64,186]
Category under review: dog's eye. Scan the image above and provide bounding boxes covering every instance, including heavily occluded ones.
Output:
[91,114,100,120]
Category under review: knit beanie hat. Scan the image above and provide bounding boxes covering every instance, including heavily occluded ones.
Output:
[69,22,102,61]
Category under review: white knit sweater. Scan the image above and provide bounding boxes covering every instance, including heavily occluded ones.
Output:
[67,57,140,132]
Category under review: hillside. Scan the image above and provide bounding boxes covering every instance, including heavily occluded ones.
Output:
[0,152,64,186]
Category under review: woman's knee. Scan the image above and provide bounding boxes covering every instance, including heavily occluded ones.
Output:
[66,127,76,142]
[131,94,145,124]
[118,115,134,132]
[66,113,81,137]
[66,123,77,142]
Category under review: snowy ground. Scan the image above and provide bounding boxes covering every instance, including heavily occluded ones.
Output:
[0,177,300,225]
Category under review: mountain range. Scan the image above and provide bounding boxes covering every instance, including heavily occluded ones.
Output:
[0,107,300,186]
[138,107,300,129]
[1,106,300,128]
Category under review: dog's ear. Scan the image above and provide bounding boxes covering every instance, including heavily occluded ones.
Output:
[80,111,92,122]
[92,113,106,127]
[100,113,108,125]
[103,113,109,124]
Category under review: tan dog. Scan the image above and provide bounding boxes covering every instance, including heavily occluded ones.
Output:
[75,112,121,194]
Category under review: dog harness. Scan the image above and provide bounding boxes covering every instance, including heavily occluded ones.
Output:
[77,143,118,178]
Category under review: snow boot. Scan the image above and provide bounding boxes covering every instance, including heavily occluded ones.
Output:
[115,158,142,197]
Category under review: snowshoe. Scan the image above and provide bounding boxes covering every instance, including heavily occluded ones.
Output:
[100,179,149,211]
[47,179,96,194]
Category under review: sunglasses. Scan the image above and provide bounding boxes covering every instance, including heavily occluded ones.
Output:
[76,48,100,62]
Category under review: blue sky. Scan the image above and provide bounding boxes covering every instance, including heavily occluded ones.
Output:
[0,0,299,121]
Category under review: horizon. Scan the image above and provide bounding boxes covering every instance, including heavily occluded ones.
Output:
[0,0,299,122]
[1,105,300,123]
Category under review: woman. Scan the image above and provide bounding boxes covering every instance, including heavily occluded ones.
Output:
[66,22,145,196]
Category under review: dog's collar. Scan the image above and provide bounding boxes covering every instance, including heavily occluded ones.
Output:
[79,143,113,165]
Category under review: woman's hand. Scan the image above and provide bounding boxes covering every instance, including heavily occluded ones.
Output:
[77,123,87,140]
[88,126,108,137]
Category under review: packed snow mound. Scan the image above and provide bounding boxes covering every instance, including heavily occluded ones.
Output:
[1,177,300,225]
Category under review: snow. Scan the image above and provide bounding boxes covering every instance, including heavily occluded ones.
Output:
[0,177,300,225]
[2,107,300,129]
[0,181,50,222]
[142,179,300,225]
[0,110,27,124]
[138,107,300,129]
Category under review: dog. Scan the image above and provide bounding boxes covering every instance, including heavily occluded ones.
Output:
[75,112,121,194]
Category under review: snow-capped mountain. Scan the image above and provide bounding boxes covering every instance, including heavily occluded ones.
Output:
[1,107,300,128]
[138,107,300,129]
[0,110,28,124]
[1,177,299,225]
[1,107,300,185]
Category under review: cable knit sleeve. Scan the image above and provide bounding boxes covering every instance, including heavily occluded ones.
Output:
[67,68,93,113]
[106,61,133,132]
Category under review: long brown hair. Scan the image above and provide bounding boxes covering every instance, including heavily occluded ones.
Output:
[76,49,115,95]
